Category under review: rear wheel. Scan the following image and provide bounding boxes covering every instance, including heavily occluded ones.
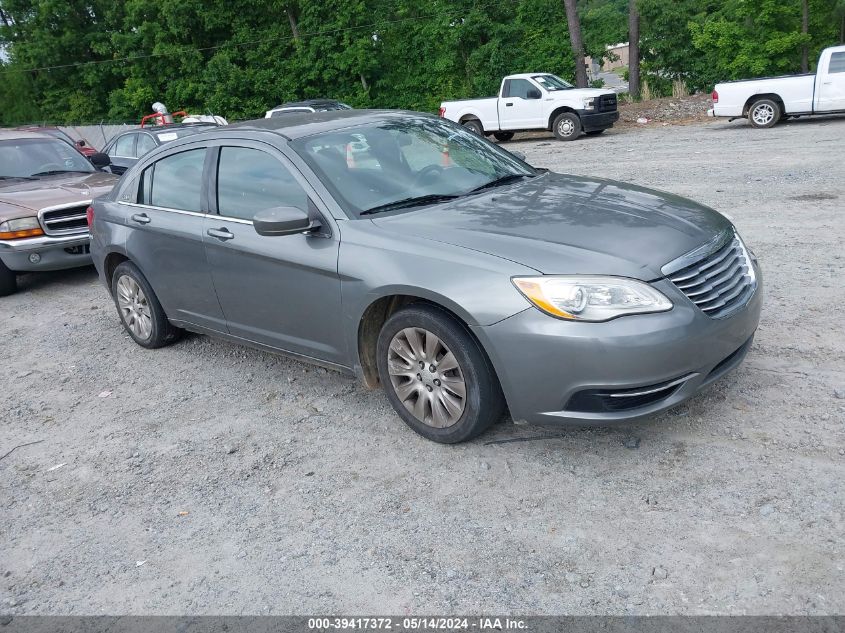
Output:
[461,119,484,135]
[111,261,182,349]
[553,112,582,141]
[0,260,17,297]
[748,99,781,129]
[376,304,505,443]
[493,132,514,142]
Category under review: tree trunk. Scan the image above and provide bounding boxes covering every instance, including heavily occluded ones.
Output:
[360,74,369,91]
[286,9,300,41]
[563,0,588,88]
[628,0,640,100]
[801,0,809,73]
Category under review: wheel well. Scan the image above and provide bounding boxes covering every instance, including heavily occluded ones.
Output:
[548,106,578,130]
[104,252,129,288]
[459,114,481,125]
[743,94,784,116]
[357,294,479,389]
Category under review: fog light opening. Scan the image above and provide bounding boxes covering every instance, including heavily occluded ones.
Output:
[29,253,41,264]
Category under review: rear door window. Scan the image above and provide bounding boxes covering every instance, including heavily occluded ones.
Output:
[148,149,207,212]
[110,133,136,158]
[829,52,845,74]
[136,134,157,156]
[216,146,309,221]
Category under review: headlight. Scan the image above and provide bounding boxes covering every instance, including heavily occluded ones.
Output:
[0,217,44,240]
[583,97,596,111]
[512,276,672,322]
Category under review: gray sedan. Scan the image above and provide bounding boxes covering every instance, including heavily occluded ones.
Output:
[89,110,762,443]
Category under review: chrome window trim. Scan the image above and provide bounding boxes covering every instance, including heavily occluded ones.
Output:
[118,201,254,225]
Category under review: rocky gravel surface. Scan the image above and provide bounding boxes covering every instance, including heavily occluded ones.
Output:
[1,115,844,615]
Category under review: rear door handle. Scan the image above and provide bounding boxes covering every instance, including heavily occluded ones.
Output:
[130,213,151,225]
[207,227,234,241]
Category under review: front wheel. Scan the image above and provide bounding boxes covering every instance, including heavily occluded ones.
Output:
[553,112,582,141]
[111,261,182,349]
[461,119,484,135]
[748,99,781,129]
[376,304,505,443]
[493,132,514,142]
[0,259,17,297]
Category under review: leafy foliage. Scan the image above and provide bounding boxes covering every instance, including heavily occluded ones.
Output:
[0,0,843,124]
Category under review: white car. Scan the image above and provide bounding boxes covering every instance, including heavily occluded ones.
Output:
[708,45,845,128]
[265,99,351,118]
[439,73,619,141]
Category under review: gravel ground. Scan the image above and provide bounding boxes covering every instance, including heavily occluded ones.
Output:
[2,115,844,616]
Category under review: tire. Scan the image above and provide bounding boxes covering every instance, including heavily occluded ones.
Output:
[461,119,484,135]
[493,132,514,142]
[748,98,781,129]
[376,304,505,444]
[585,129,605,136]
[0,259,17,297]
[111,261,182,349]
[553,112,582,141]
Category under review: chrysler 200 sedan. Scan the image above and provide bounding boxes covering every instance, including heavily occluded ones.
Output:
[89,110,762,443]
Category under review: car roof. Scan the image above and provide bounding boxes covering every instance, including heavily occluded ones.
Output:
[271,99,345,109]
[0,129,55,141]
[507,73,553,80]
[231,109,429,140]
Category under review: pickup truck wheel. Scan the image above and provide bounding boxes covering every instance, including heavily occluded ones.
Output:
[376,304,505,444]
[553,112,582,141]
[748,99,781,128]
[0,260,17,297]
[493,132,514,142]
[111,261,182,349]
[462,119,484,135]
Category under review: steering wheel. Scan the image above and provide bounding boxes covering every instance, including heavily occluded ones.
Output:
[412,164,444,187]
[34,162,64,174]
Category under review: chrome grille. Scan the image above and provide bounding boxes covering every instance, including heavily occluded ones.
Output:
[668,234,756,319]
[39,203,90,236]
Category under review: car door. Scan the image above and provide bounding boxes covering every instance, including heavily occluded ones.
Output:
[815,51,845,112]
[499,79,545,130]
[106,132,138,175]
[202,142,346,365]
[124,146,227,331]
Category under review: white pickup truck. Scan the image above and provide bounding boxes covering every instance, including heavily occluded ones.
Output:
[708,45,845,128]
[439,73,619,141]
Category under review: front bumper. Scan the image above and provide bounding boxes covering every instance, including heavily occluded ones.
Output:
[0,233,92,272]
[581,110,620,131]
[472,267,762,426]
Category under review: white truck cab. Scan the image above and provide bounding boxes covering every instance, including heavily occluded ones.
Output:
[708,45,845,128]
[439,73,619,141]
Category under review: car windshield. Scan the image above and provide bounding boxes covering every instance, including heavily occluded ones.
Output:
[532,74,574,91]
[291,116,535,217]
[0,138,95,178]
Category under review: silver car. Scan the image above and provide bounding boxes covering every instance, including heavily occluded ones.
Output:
[90,110,762,443]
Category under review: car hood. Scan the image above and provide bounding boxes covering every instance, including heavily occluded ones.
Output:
[554,88,614,99]
[371,172,733,280]
[0,172,118,219]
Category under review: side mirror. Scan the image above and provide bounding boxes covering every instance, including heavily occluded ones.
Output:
[527,89,541,100]
[253,206,315,236]
[89,152,111,168]
[76,140,87,147]
[509,150,527,161]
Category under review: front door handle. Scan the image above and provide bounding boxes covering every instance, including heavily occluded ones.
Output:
[505,102,514,107]
[207,227,234,241]
[130,213,151,225]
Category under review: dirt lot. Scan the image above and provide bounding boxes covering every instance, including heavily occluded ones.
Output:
[2,115,844,615]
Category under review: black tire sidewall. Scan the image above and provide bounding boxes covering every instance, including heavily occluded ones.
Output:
[376,305,503,443]
[0,259,17,297]
[494,132,514,142]
[462,120,483,135]
[749,99,781,129]
[110,261,174,349]
[553,112,582,140]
